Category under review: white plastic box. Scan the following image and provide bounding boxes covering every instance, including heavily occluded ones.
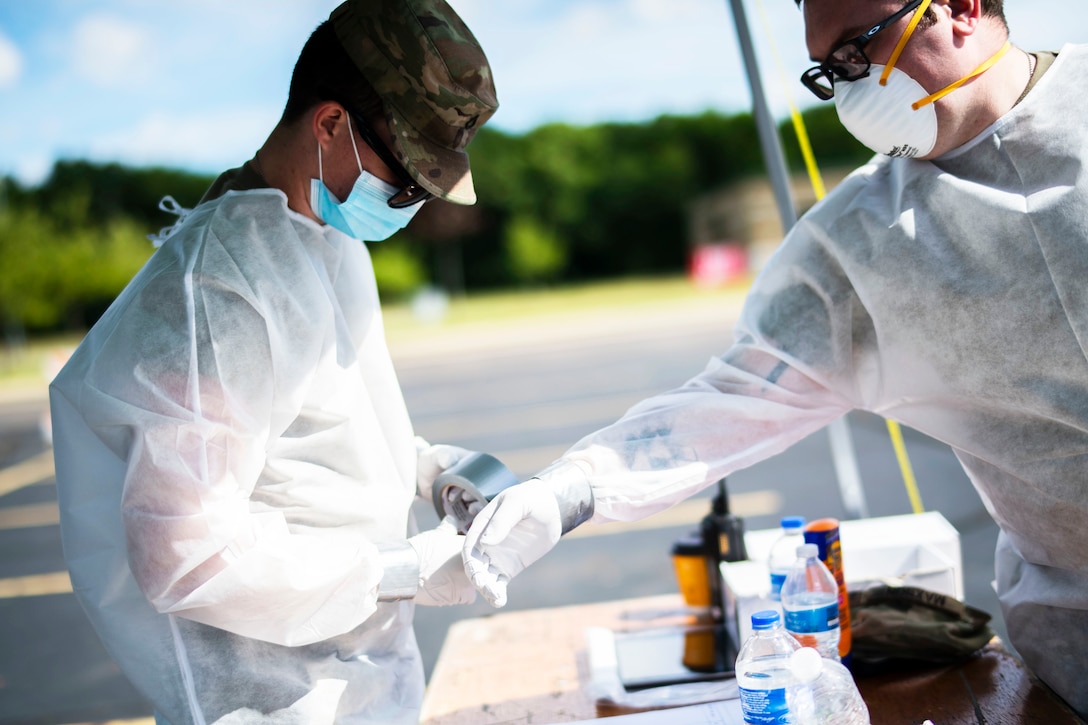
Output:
[721,511,963,648]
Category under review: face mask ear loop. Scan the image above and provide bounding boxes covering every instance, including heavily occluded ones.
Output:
[344,113,364,175]
[881,0,933,85]
[911,40,1012,109]
[317,142,324,184]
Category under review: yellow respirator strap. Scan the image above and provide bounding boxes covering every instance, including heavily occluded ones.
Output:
[880,0,934,86]
[911,41,1013,110]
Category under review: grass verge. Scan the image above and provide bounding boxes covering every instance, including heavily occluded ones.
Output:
[1,274,753,393]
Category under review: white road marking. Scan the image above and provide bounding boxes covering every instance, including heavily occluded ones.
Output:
[0,571,72,598]
[0,449,54,497]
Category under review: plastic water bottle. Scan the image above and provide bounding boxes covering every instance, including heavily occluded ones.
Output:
[767,515,806,602]
[781,543,840,660]
[786,647,870,724]
[735,610,801,724]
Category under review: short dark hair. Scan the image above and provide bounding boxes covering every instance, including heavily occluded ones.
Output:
[980,0,1005,21]
[792,0,1007,28]
[282,21,384,125]
[980,0,1007,29]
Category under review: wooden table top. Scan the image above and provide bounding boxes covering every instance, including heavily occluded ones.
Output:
[419,594,1084,725]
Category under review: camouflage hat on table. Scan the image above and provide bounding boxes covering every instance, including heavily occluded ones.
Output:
[848,585,995,672]
[331,0,499,205]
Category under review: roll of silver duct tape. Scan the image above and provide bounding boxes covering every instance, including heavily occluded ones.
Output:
[433,452,521,533]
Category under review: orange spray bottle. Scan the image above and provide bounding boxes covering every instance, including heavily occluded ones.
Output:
[803,518,852,665]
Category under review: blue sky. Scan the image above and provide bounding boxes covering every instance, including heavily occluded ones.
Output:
[0,0,1082,185]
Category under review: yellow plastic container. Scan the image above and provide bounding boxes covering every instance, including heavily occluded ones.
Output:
[671,533,711,607]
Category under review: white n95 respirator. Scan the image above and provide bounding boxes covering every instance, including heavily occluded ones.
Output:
[834,64,938,159]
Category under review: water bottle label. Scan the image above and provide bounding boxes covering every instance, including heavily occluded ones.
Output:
[739,684,790,724]
[784,601,839,634]
[769,572,786,601]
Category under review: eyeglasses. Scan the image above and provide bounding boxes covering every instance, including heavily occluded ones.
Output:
[333,98,432,208]
[800,0,924,101]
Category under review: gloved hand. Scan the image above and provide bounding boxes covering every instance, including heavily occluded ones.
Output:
[415,436,474,506]
[408,517,477,607]
[462,473,593,608]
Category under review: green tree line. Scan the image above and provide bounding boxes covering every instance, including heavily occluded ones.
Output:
[0,104,868,335]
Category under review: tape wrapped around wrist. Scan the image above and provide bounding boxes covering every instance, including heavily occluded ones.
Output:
[432,452,520,534]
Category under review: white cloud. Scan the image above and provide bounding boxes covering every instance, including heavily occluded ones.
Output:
[154,0,338,41]
[15,154,52,187]
[87,107,282,171]
[72,15,156,88]
[630,0,712,24]
[473,0,788,130]
[0,32,22,89]
[1,0,1082,184]
[562,4,612,39]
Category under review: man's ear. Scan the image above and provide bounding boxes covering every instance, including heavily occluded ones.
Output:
[945,0,982,37]
[311,101,347,148]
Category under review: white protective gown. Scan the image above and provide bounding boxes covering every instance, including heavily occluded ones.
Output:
[553,44,1088,714]
[49,188,423,724]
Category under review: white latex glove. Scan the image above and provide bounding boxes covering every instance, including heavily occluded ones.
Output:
[408,517,477,607]
[415,436,474,506]
[461,480,564,608]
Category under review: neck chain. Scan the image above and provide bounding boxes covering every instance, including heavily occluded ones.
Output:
[1015,50,1037,106]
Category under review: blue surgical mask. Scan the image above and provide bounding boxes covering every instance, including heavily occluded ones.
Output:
[309,115,420,241]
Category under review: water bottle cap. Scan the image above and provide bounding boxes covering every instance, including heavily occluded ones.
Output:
[780,515,806,531]
[797,543,819,559]
[750,610,781,629]
[789,647,824,684]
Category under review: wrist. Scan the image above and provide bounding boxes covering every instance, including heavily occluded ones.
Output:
[376,541,419,601]
[531,460,594,534]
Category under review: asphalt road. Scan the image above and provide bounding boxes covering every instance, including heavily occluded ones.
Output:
[0,294,1005,724]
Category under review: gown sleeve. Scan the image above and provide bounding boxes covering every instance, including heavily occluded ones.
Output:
[558,219,869,524]
[80,232,388,647]
[561,336,855,523]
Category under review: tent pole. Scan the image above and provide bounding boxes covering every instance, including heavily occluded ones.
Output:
[724,0,870,519]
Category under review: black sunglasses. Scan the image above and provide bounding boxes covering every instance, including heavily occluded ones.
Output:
[800,0,925,101]
[329,97,432,208]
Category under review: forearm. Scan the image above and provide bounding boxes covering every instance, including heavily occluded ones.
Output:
[554,348,851,523]
[141,522,387,647]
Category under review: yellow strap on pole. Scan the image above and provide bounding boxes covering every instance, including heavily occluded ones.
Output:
[752,0,826,199]
[752,0,924,513]
[886,420,925,514]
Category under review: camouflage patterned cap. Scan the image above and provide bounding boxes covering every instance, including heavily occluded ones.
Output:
[331,0,498,205]
[848,586,995,673]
